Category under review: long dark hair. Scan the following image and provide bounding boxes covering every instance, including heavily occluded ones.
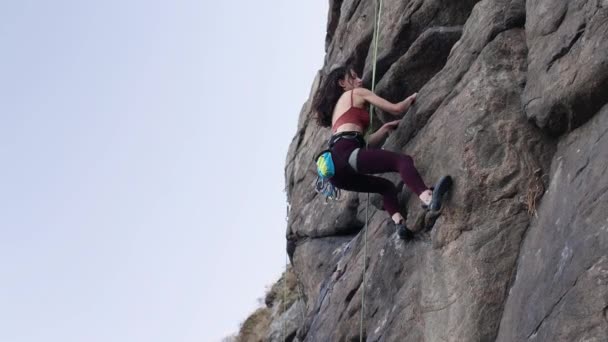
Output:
[312,66,352,127]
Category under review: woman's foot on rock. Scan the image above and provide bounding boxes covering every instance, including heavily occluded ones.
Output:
[395,221,415,240]
[429,176,453,211]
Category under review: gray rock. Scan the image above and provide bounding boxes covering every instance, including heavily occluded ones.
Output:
[390,0,528,147]
[496,105,608,342]
[266,299,306,342]
[374,26,464,123]
[524,0,608,136]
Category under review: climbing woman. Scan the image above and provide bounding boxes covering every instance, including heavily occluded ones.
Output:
[312,65,449,240]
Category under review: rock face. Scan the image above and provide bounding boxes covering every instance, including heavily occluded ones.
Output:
[496,105,608,341]
[241,0,608,341]
[524,0,608,136]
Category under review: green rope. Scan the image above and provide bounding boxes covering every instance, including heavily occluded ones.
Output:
[360,0,382,340]
[283,207,289,342]
[283,205,305,341]
[282,253,287,341]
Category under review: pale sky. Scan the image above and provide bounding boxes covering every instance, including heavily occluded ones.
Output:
[0,1,328,341]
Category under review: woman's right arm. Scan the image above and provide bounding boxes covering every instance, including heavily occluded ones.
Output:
[356,88,416,115]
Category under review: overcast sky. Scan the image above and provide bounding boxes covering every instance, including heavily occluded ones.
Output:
[0,1,328,341]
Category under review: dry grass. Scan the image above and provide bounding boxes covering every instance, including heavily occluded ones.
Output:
[235,307,272,342]
[526,168,546,216]
[233,266,302,342]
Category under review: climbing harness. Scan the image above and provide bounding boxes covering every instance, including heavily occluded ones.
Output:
[314,131,365,201]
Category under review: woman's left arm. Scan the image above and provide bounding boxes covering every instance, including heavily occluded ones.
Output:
[359,89,418,116]
[392,93,417,116]
[367,120,400,147]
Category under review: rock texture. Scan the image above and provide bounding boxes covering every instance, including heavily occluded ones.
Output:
[236,0,608,341]
[524,0,608,136]
[496,105,608,341]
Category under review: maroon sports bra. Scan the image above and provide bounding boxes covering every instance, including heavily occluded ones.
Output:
[331,90,370,133]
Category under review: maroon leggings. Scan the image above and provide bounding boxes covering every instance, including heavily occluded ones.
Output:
[329,138,428,216]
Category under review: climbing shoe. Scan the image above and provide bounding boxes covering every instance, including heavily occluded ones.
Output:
[396,221,415,240]
[429,175,453,211]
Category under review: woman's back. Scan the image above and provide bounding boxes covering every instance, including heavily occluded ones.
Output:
[332,89,370,133]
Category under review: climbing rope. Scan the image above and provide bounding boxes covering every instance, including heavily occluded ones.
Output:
[282,2,383,340]
[282,204,306,342]
[360,0,382,340]
[282,252,288,342]
[296,277,306,325]
[282,205,291,342]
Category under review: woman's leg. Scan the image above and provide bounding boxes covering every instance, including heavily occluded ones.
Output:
[356,148,430,197]
[332,171,403,222]
[332,170,414,239]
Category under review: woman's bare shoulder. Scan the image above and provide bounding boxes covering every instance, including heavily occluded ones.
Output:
[352,88,371,106]
[353,87,372,96]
